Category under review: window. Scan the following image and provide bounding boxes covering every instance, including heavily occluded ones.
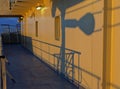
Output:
[55,16,60,41]
[35,21,38,37]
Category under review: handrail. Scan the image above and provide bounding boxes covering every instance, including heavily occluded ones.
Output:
[22,38,82,86]
[0,36,16,89]
[0,24,21,33]
[0,56,7,89]
[22,36,101,89]
[32,39,81,54]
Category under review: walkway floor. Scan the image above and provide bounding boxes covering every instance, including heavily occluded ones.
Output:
[3,44,79,89]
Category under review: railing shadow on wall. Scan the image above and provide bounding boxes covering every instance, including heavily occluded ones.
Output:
[109,83,120,89]
[21,36,101,89]
[50,1,96,87]
[20,0,102,88]
[50,0,102,89]
[21,36,33,52]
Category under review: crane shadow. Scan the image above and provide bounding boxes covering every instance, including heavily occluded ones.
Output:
[51,0,95,35]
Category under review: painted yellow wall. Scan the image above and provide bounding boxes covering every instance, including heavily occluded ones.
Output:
[65,0,103,89]
[111,0,120,89]
[21,0,104,89]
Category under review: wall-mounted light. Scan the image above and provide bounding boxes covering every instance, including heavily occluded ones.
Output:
[36,3,48,15]
[36,5,43,10]
[18,16,23,22]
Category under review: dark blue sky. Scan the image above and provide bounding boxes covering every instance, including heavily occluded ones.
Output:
[0,17,19,25]
[0,17,20,34]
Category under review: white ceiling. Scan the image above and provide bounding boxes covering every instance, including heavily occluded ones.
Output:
[0,0,10,15]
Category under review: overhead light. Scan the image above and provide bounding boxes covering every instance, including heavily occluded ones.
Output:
[36,6,42,10]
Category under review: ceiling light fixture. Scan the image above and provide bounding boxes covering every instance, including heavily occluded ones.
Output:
[36,5,43,10]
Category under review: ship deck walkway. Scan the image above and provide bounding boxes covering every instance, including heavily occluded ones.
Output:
[3,44,79,89]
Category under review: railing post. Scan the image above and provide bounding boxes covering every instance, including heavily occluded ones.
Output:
[72,52,74,82]
[1,57,7,89]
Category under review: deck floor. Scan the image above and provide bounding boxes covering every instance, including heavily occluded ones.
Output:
[3,44,79,89]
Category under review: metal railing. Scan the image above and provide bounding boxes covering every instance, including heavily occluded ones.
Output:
[0,24,21,44]
[0,36,16,89]
[21,37,82,86]
[33,40,82,84]
[0,24,21,33]
[21,36,101,89]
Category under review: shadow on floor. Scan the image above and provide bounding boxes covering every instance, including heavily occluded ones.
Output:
[3,44,84,89]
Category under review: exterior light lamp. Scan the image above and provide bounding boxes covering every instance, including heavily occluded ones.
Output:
[36,6,42,10]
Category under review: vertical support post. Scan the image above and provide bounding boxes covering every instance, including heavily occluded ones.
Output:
[1,58,7,89]
[48,46,50,63]
[8,25,11,44]
[16,25,19,43]
[78,54,80,87]
[103,0,112,89]
[60,13,65,76]
[72,53,74,82]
